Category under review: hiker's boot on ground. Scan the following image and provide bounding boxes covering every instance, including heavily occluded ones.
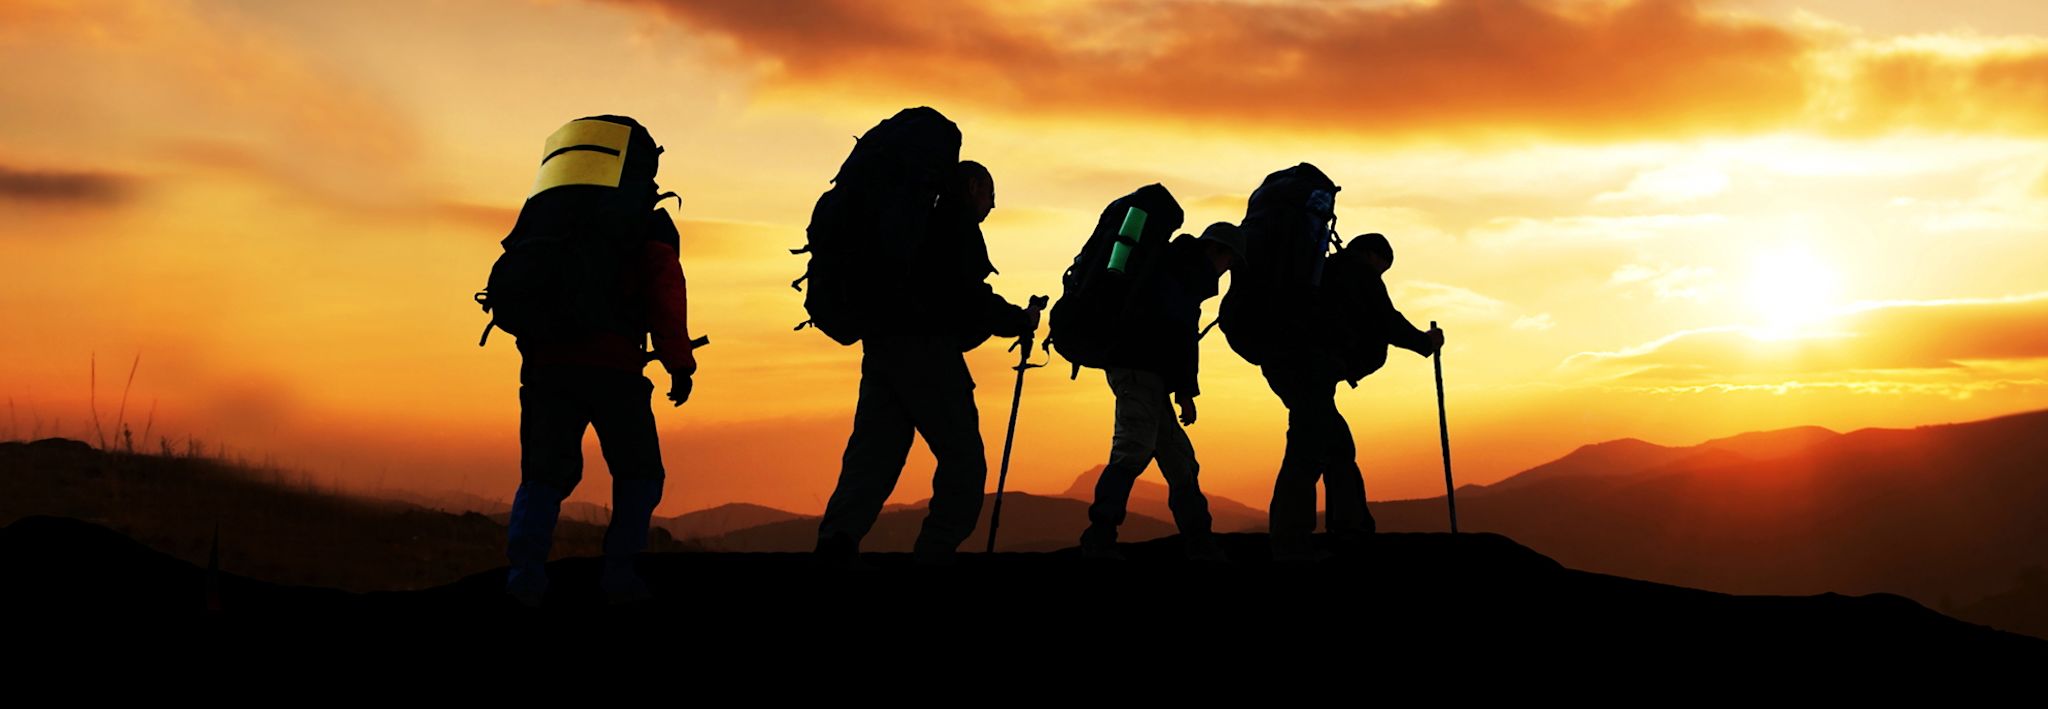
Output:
[813,533,867,570]
[1183,533,1229,563]
[601,554,653,605]
[1080,524,1126,562]
[1271,534,1333,564]
[505,563,548,609]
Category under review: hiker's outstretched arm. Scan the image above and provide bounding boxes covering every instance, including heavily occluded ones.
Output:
[645,240,697,377]
[1387,307,1433,355]
[980,288,1035,338]
[1378,278,1433,355]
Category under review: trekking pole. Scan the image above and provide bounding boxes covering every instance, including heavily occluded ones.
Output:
[987,295,1049,553]
[1432,321,1458,533]
[639,335,712,363]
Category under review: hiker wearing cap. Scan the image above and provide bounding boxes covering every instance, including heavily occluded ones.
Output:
[1263,232,1441,561]
[1077,222,1246,562]
[1215,164,1447,563]
[809,158,1042,566]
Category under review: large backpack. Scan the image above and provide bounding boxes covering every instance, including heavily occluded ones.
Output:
[1216,163,1341,366]
[474,115,676,347]
[1046,183,1184,378]
[791,107,962,345]
[1318,236,1393,386]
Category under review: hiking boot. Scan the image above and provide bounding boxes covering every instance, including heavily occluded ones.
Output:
[915,548,960,567]
[1271,536,1333,564]
[1329,527,1376,556]
[1081,538,1127,562]
[505,562,548,609]
[601,555,653,606]
[813,533,867,570]
[1183,534,1229,563]
[1078,523,1125,561]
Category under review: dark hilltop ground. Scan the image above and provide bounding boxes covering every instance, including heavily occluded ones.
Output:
[3,435,2042,675]
[5,513,2041,670]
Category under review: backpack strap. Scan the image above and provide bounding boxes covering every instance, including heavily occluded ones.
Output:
[474,290,496,347]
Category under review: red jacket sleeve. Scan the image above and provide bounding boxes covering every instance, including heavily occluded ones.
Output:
[643,240,696,377]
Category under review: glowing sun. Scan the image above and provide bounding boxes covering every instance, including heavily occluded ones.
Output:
[1747,245,1843,338]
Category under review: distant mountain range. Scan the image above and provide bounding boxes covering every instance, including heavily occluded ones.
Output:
[642,409,2048,637]
[28,404,2032,637]
[1372,409,2048,634]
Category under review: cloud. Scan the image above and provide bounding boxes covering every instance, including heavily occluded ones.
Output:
[607,0,2048,141]
[1,1,415,167]
[1816,34,2048,136]
[1474,213,1732,245]
[1512,313,1557,331]
[612,0,1811,140]
[1595,164,1731,205]
[1561,293,2048,382]
[0,163,135,205]
[1616,377,2048,400]
[1609,263,1720,301]
[1392,280,1511,324]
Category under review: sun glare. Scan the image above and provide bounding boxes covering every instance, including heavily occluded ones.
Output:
[1747,244,1843,338]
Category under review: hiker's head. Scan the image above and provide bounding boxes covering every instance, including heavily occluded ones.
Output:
[956,160,994,224]
[1357,232,1393,274]
[1196,222,1247,275]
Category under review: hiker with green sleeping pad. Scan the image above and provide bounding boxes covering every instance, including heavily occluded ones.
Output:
[1048,185,1246,561]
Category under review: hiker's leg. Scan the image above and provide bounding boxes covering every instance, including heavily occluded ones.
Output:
[1152,393,1213,538]
[905,344,986,556]
[590,372,666,558]
[818,350,915,548]
[509,369,589,594]
[1322,407,1374,536]
[1265,366,1325,546]
[587,371,665,601]
[1086,368,1162,546]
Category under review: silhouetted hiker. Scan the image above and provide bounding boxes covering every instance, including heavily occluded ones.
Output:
[1087,224,1245,562]
[474,115,696,605]
[1275,233,1441,560]
[1216,166,1441,562]
[794,111,1041,566]
[1046,183,1241,561]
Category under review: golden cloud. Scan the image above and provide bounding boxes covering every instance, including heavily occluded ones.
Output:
[1818,35,2048,136]
[613,0,1811,140]
[1563,294,2048,382]
[611,0,2048,141]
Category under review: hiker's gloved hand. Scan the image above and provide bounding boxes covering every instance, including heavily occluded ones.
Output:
[1023,294,1048,334]
[1428,327,1445,356]
[667,375,693,407]
[1175,392,1197,426]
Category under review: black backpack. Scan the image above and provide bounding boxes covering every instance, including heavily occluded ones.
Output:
[1217,163,1341,366]
[474,116,676,347]
[1318,237,1393,386]
[1046,183,1184,378]
[791,107,962,345]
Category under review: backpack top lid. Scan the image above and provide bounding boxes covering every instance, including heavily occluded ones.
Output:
[1098,183,1184,243]
[1245,162,1337,223]
[1238,162,1339,286]
[530,115,661,199]
[833,107,961,189]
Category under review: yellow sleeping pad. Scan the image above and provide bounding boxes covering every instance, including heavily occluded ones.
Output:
[530,119,633,197]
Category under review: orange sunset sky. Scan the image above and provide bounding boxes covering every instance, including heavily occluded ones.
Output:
[3,0,2047,518]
